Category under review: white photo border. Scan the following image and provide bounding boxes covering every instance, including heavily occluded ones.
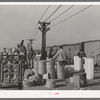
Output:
[0,2,100,98]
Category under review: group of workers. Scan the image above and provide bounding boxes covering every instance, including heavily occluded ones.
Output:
[1,40,36,69]
[1,39,87,70]
[47,46,86,67]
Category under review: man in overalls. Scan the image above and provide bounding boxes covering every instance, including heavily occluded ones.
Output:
[27,45,36,69]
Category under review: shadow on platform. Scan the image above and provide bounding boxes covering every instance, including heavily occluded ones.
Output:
[56,84,67,88]
[88,81,100,87]
[94,76,100,79]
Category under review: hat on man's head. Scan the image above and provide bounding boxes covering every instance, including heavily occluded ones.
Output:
[59,45,63,49]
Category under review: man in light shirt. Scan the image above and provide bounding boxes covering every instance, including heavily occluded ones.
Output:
[53,46,68,66]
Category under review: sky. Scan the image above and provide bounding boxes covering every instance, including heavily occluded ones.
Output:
[0,5,100,49]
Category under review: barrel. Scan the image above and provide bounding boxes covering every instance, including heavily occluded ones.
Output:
[38,60,46,76]
[56,62,65,79]
[33,60,38,75]
[45,79,56,89]
[46,59,56,79]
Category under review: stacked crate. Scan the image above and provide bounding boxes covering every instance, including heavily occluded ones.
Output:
[0,63,19,87]
[0,52,23,88]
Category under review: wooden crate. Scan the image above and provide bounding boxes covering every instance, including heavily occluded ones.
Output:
[0,63,20,88]
[73,73,87,89]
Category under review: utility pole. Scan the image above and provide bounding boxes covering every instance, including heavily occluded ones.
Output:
[38,21,50,60]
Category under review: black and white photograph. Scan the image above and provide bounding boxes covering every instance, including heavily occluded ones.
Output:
[0,3,100,92]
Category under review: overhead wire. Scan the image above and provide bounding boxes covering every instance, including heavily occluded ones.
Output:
[24,6,35,39]
[30,6,37,28]
[30,24,38,38]
[35,31,40,39]
[24,6,30,36]
[33,28,39,39]
[45,5,62,22]
[35,32,42,41]
[50,5,92,28]
[27,6,32,34]
[30,6,40,38]
[29,6,37,36]
[35,5,62,43]
[50,5,74,22]
[31,5,51,39]
[29,6,41,40]
[39,5,50,21]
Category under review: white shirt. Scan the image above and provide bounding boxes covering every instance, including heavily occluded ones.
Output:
[53,49,68,61]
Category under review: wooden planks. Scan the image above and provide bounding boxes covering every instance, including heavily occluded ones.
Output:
[73,73,87,89]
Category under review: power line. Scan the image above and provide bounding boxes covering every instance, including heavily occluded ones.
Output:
[33,28,39,39]
[35,32,40,39]
[39,5,50,21]
[31,5,51,39]
[30,23,38,38]
[29,6,37,35]
[50,5,92,28]
[30,6,37,27]
[45,5,62,21]
[50,5,74,22]
[35,33,41,41]
[30,6,40,38]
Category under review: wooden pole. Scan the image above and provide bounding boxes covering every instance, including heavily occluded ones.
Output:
[38,21,50,60]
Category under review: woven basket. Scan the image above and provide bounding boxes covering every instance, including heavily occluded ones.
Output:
[57,62,65,79]
[46,61,56,79]
[23,79,35,87]
[38,60,46,76]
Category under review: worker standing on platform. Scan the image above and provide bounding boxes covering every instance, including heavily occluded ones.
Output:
[19,40,27,62]
[27,46,36,69]
[2,48,8,62]
[18,40,27,80]
[53,46,68,67]
[77,49,87,69]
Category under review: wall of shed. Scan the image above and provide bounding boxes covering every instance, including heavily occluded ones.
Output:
[84,41,100,65]
[63,44,80,60]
